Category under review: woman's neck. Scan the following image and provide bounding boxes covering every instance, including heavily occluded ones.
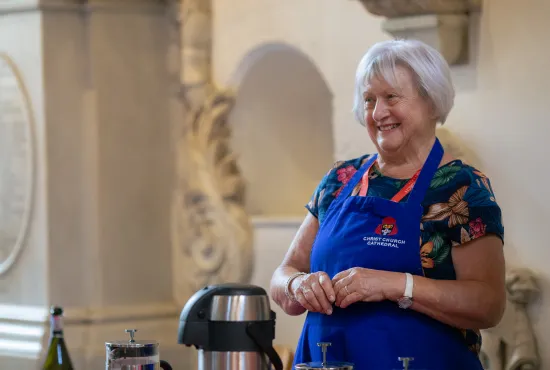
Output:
[376,136,436,179]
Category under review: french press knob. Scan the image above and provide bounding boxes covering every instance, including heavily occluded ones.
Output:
[398,357,414,370]
[126,329,137,343]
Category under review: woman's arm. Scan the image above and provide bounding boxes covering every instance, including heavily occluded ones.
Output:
[332,234,506,330]
[389,234,507,329]
[270,212,333,316]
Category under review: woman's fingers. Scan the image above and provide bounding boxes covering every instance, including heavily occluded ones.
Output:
[294,289,315,312]
[295,272,335,314]
[301,286,323,312]
[311,280,333,314]
[318,272,336,304]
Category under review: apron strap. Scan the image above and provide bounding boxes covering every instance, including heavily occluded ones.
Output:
[335,137,443,205]
[407,137,444,205]
[336,154,378,203]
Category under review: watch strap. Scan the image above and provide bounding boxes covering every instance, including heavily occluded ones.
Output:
[404,272,413,298]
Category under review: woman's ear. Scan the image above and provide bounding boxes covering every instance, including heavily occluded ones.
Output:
[429,100,439,121]
[420,92,438,121]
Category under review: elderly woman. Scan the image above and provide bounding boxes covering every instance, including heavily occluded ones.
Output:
[270,39,506,370]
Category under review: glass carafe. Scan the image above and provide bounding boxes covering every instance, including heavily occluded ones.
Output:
[105,329,172,370]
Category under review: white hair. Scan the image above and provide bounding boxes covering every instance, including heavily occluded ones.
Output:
[352,39,455,125]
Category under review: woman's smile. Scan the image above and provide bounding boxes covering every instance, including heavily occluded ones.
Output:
[378,123,401,131]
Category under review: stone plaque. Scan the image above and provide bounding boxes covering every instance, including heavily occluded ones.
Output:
[0,54,35,275]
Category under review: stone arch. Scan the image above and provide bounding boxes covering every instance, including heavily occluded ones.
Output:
[228,43,334,217]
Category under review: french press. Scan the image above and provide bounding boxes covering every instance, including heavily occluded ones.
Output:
[295,343,416,370]
[105,329,173,370]
[294,342,354,370]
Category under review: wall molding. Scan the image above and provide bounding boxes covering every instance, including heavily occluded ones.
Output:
[0,301,179,325]
[0,302,184,367]
[0,0,167,15]
[0,320,43,360]
[358,0,481,18]
[357,0,480,65]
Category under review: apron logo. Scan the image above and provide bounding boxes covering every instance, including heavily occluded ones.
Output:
[375,217,399,236]
[364,216,405,248]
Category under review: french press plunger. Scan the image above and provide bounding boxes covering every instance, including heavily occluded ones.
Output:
[294,342,354,370]
[105,329,173,370]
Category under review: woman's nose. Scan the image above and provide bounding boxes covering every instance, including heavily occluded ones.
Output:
[372,100,390,122]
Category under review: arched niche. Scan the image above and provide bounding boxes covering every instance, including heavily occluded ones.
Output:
[229,43,334,218]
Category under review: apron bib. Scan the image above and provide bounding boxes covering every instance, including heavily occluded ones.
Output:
[293,138,483,370]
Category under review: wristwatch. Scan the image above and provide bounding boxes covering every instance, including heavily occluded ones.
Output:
[397,273,414,309]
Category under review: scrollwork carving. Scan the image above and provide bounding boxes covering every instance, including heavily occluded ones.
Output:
[172,0,254,304]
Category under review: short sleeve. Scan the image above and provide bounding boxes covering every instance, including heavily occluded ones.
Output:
[304,155,370,224]
[448,170,504,246]
[305,167,333,220]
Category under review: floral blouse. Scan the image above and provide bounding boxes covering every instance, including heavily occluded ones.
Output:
[305,154,505,354]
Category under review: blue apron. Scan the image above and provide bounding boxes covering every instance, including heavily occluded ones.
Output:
[293,138,483,370]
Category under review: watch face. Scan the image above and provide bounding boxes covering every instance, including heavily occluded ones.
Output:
[398,297,413,309]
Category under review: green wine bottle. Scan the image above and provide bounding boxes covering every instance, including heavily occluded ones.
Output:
[41,306,74,370]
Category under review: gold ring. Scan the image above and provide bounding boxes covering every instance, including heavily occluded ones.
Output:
[345,285,350,295]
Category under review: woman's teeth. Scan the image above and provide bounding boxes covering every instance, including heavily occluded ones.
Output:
[379,124,400,131]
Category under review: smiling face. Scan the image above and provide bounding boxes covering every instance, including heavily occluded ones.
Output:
[362,65,436,155]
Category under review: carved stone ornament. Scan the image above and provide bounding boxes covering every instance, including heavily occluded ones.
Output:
[478,267,541,370]
[0,53,36,276]
[503,268,540,370]
[171,0,254,305]
[357,0,482,65]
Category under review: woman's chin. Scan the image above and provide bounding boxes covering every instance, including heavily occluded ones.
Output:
[376,135,404,153]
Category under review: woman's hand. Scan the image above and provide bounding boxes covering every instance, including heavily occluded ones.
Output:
[332,267,403,308]
[290,271,336,315]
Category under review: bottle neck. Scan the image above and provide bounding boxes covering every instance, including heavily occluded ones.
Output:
[50,315,64,337]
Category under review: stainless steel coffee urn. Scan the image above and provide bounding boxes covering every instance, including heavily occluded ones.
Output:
[178,283,283,370]
[106,329,173,370]
[294,342,354,370]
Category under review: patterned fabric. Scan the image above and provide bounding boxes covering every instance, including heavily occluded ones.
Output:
[306,153,504,354]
